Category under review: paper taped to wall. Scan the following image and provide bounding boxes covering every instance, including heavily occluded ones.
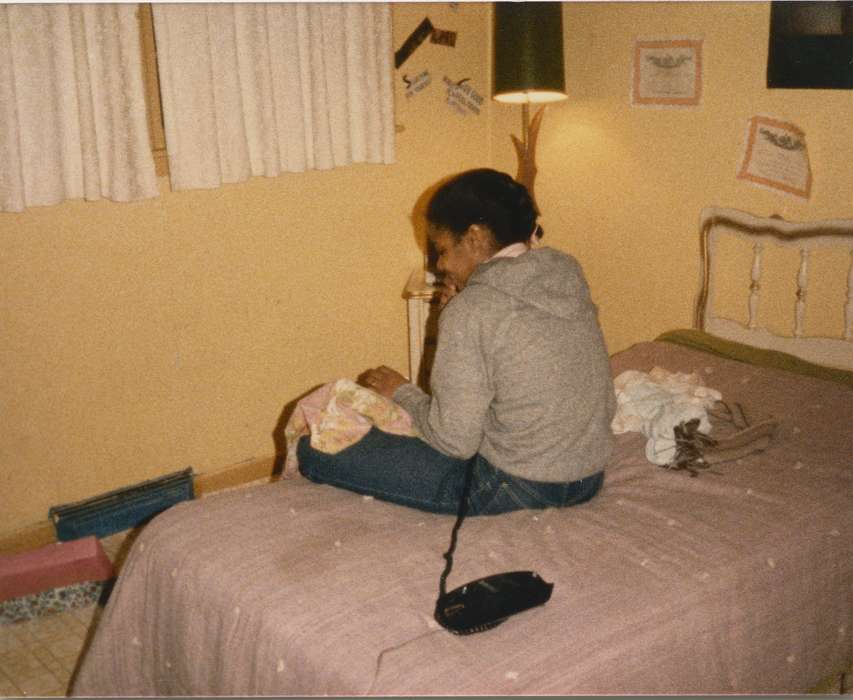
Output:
[737,116,812,199]
[404,71,432,99]
[444,76,483,116]
[395,17,433,69]
[430,28,457,47]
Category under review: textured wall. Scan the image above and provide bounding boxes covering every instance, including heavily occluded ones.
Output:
[4,2,852,540]
[491,2,853,354]
[0,3,491,539]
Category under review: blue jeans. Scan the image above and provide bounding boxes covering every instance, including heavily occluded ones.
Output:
[297,427,604,516]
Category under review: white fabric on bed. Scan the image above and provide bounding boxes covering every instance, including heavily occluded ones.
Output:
[612,366,723,464]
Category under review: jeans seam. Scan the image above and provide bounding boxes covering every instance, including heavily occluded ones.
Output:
[505,478,563,508]
[311,472,459,514]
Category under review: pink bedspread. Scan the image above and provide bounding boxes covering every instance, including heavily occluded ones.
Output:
[72,341,853,695]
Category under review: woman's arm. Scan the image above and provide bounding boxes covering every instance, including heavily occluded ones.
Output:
[394,295,493,459]
[356,279,458,397]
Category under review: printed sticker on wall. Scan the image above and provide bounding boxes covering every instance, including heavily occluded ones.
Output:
[444,77,484,117]
[403,70,432,99]
[631,38,703,107]
[395,17,434,69]
[737,116,812,199]
[430,28,458,47]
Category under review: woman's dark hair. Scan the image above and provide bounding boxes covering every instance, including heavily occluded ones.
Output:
[426,169,541,247]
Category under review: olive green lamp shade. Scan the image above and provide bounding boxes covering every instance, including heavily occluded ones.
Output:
[493,2,568,104]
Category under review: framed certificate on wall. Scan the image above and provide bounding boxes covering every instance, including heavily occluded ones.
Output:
[737,116,812,199]
[632,38,703,107]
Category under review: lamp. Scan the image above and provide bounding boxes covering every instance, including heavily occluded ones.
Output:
[492,2,568,212]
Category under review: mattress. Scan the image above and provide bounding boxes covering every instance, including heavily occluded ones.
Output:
[71,340,853,695]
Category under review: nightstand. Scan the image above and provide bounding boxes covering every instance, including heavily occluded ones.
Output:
[403,268,439,391]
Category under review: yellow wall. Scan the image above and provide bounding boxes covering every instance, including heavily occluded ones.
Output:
[3,2,852,541]
[495,2,853,355]
[0,3,492,540]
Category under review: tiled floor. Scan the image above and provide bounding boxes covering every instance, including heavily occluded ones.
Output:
[0,479,265,698]
[0,603,96,696]
[0,530,134,697]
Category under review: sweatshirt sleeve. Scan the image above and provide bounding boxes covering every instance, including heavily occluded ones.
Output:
[393,295,493,459]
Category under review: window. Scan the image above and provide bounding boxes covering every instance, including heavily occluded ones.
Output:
[133,3,394,190]
[138,4,169,177]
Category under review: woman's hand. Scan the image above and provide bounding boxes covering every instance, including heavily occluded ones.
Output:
[437,278,459,309]
[357,365,408,399]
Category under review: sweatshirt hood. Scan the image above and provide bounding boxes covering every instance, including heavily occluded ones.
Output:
[466,246,597,321]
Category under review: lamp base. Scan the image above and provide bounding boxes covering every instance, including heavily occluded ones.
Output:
[511,104,546,215]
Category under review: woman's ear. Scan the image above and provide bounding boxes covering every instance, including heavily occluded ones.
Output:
[463,224,498,257]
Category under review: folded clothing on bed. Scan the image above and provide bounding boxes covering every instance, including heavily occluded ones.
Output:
[611,367,722,464]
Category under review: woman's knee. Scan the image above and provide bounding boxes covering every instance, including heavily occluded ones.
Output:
[296,436,335,484]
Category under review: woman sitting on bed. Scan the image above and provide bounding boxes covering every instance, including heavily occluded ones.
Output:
[298,168,616,515]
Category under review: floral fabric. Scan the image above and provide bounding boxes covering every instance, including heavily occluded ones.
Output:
[284,379,419,476]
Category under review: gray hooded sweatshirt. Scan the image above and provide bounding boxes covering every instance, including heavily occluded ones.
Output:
[394,246,616,483]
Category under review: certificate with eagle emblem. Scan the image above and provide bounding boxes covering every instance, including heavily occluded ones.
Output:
[632,38,703,107]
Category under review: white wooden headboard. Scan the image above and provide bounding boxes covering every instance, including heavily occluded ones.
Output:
[695,206,853,371]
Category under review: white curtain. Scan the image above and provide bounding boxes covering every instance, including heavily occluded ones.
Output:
[0,4,158,213]
[152,3,395,191]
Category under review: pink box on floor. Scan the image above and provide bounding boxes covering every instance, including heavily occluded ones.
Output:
[0,536,114,602]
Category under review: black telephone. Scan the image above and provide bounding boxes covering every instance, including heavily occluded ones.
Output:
[433,457,554,635]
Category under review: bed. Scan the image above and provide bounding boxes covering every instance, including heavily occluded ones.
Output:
[72,207,852,695]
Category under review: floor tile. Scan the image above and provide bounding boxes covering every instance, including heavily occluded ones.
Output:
[30,616,71,642]
[0,669,21,697]
[0,647,49,678]
[55,612,88,638]
[69,605,97,626]
[50,664,73,688]
[56,652,80,674]
[7,623,40,648]
[0,613,86,697]
[0,484,267,696]
[39,656,67,679]
[44,634,85,662]
[15,670,65,697]
[0,626,24,654]
[30,644,58,665]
